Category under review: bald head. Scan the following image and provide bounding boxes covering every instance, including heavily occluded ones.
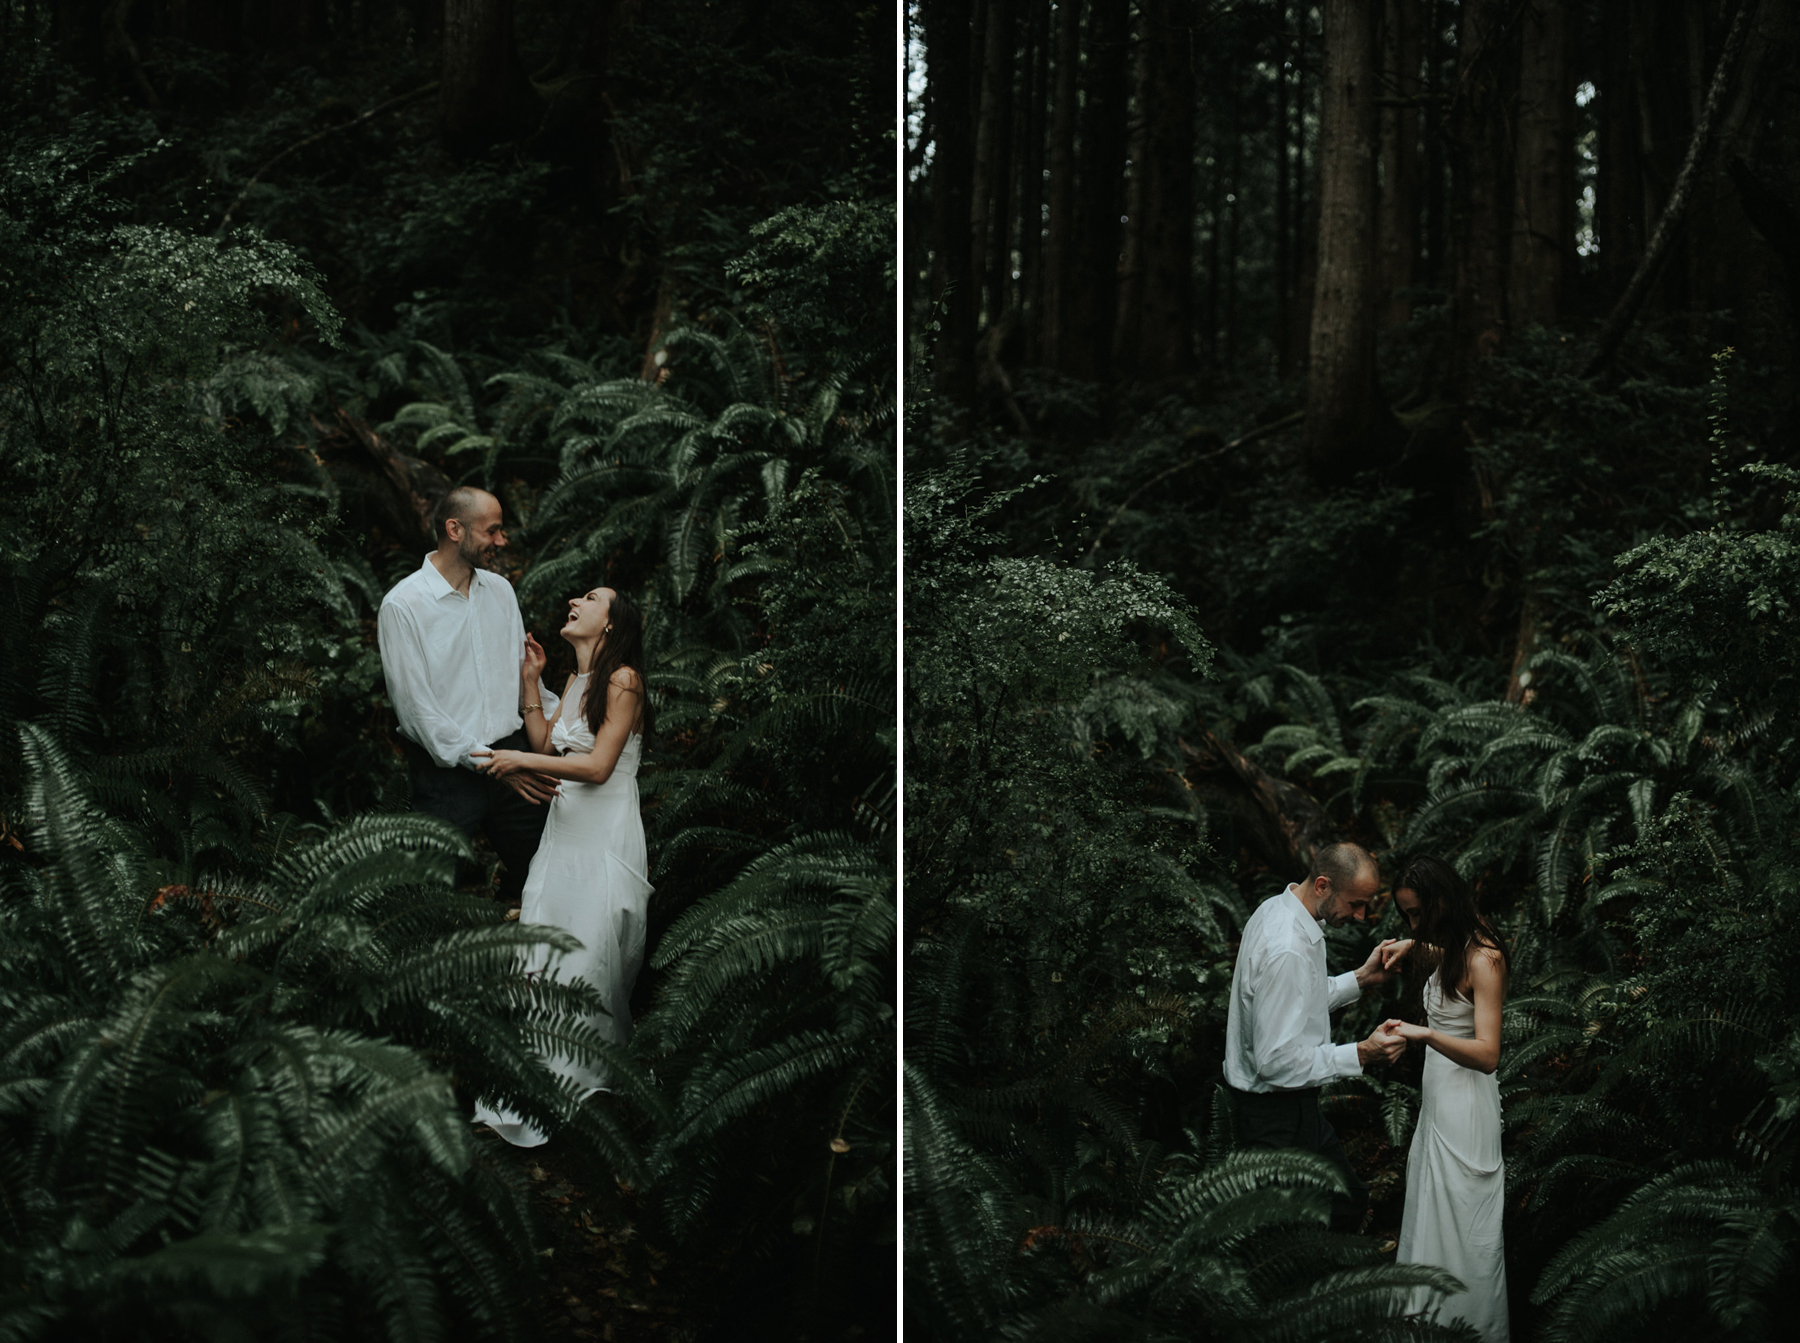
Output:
[1304,842,1380,927]
[433,486,494,542]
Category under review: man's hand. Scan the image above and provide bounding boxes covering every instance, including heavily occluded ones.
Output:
[1380,1017,1433,1045]
[1354,938,1407,990]
[501,770,558,806]
[1356,1027,1407,1068]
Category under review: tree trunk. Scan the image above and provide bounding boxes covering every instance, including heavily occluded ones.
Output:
[1289,19,1319,375]
[1275,8,1293,370]
[439,0,539,155]
[1595,0,1644,299]
[1448,0,1511,395]
[1508,0,1571,327]
[1019,1,1050,364]
[1582,0,1759,379]
[1135,0,1197,380]
[1114,13,1148,374]
[1422,0,1446,287]
[928,0,979,404]
[1062,0,1130,382]
[1304,0,1381,474]
[1377,0,1421,327]
[1042,0,1082,370]
[972,0,1017,332]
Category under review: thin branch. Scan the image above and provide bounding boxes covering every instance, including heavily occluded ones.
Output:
[1084,410,1305,560]
[1582,0,1759,380]
[217,83,440,233]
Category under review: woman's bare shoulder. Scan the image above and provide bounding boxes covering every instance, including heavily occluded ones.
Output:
[609,666,645,693]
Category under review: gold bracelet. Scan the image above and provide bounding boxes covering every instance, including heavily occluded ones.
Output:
[521,702,543,714]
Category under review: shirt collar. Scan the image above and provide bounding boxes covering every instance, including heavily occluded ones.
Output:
[420,553,483,600]
[1285,886,1325,944]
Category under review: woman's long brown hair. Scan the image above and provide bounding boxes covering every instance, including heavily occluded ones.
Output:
[582,589,652,742]
[1395,854,1509,1002]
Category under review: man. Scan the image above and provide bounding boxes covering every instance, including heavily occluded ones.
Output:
[378,486,558,908]
[1224,841,1408,1226]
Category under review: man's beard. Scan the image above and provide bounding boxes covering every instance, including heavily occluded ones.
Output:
[459,537,495,570]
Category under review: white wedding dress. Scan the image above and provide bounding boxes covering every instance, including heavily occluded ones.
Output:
[475,673,653,1148]
[1397,968,1509,1341]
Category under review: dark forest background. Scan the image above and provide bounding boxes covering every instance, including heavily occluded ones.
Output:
[906,1,1800,1339]
[1,3,893,1340]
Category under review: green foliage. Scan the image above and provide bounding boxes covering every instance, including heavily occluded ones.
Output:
[0,726,622,1339]
[2,52,895,1327]
[904,444,1481,1335]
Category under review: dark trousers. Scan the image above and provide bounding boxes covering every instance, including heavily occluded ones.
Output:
[407,729,547,907]
[1230,1085,1369,1230]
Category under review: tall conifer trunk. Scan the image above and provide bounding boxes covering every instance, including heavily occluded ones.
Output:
[1508,0,1571,326]
[439,0,538,155]
[1042,0,1081,369]
[928,0,979,404]
[1136,0,1196,379]
[1304,0,1380,474]
[1114,8,1148,371]
[971,0,1017,331]
[1377,0,1421,327]
[1019,1,1050,364]
[1062,0,1129,382]
[1449,0,1511,394]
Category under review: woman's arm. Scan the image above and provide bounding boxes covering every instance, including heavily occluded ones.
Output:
[1383,947,1505,1074]
[477,671,643,785]
[518,640,560,754]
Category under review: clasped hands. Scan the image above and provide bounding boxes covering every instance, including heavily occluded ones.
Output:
[1356,936,1422,1066]
[470,747,558,804]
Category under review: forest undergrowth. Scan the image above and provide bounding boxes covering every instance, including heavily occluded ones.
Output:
[0,11,893,1340]
[905,323,1800,1341]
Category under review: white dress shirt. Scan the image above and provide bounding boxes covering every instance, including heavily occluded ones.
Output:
[377,555,557,770]
[1224,886,1364,1092]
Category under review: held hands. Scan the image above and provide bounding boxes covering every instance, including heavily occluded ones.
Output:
[470,747,526,777]
[1358,1025,1408,1067]
[1354,937,1413,988]
[471,749,558,806]
[1380,1017,1433,1044]
[502,771,558,805]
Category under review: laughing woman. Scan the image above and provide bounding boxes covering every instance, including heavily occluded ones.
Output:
[470,584,653,1148]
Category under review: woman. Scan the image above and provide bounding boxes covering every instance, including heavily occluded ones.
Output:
[1382,854,1510,1342]
[469,585,653,1148]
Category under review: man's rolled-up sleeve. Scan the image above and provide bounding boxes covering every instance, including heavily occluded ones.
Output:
[378,601,480,769]
[1326,969,1361,1012]
[1253,949,1363,1088]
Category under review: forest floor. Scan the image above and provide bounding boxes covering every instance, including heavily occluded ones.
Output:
[478,1132,712,1342]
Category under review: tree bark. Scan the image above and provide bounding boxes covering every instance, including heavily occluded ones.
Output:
[1508,0,1571,327]
[928,0,979,404]
[1422,0,1446,287]
[1042,0,1082,369]
[1377,0,1421,327]
[1113,12,1148,373]
[439,0,539,155]
[1061,0,1130,383]
[1448,0,1512,395]
[1304,0,1381,475]
[1135,0,1197,379]
[971,0,1018,332]
[1275,8,1293,369]
[1288,19,1319,375]
[1019,0,1051,364]
[1595,0,1644,298]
